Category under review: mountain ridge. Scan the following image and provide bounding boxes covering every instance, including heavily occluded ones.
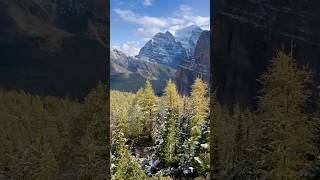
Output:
[110,48,176,94]
[136,30,187,68]
[111,25,210,94]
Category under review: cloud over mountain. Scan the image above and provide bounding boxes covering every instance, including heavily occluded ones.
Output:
[114,5,209,38]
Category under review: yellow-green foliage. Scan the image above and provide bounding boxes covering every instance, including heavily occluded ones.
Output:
[0,84,107,179]
[111,79,211,179]
[190,78,209,125]
[140,80,157,141]
[163,79,180,109]
[110,90,135,123]
[190,77,209,136]
[257,51,314,179]
[0,90,81,179]
[110,90,135,138]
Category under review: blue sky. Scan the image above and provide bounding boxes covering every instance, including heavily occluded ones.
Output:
[111,0,210,56]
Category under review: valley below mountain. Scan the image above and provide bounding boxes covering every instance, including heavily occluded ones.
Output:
[110,49,176,93]
[111,25,211,94]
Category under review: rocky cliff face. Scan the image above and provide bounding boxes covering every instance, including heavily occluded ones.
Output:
[136,31,187,68]
[212,0,320,107]
[176,30,210,94]
[0,0,107,97]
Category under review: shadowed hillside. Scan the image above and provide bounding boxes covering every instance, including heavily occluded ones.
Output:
[0,0,108,98]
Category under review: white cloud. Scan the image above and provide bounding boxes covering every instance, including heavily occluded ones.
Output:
[134,27,161,37]
[185,15,210,30]
[114,8,167,27]
[115,8,170,37]
[143,0,153,6]
[111,45,120,50]
[168,25,185,35]
[177,5,210,30]
[114,5,210,38]
[112,39,149,56]
[121,43,140,56]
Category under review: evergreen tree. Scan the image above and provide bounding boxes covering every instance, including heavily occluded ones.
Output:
[177,96,190,148]
[257,51,314,179]
[141,80,157,141]
[299,94,320,179]
[155,113,166,163]
[233,106,258,179]
[163,108,177,165]
[0,87,105,179]
[194,119,210,177]
[32,138,59,180]
[156,80,180,165]
[189,78,209,131]
[179,77,209,177]
[76,83,107,179]
[178,137,196,176]
[212,100,234,178]
[77,130,105,180]
[82,82,107,142]
[176,97,191,175]
[130,88,144,139]
[163,80,180,109]
[112,113,147,180]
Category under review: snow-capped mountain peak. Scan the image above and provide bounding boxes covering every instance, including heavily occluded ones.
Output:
[175,25,203,57]
[136,31,187,68]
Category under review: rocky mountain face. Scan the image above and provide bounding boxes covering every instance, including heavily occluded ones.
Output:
[110,49,176,93]
[0,0,107,97]
[110,49,131,75]
[176,30,210,94]
[112,25,209,94]
[136,31,187,68]
[175,25,203,58]
[212,0,320,108]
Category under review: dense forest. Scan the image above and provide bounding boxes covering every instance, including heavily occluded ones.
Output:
[111,51,320,179]
[1,50,320,179]
[110,77,210,179]
[0,83,107,180]
[212,51,320,179]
